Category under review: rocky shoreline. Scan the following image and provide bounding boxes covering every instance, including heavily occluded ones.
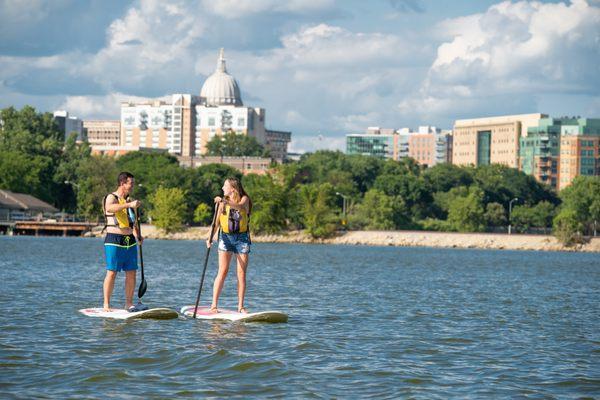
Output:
[86,225,600,253]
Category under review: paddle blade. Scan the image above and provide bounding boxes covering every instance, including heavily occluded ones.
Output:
[138,278,147,298]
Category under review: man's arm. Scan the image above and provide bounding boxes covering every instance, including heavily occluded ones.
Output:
[106,198,141,213]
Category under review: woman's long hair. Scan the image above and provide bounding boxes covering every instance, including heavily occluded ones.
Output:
[226,177,252,214]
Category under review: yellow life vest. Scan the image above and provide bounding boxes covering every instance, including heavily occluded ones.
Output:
[219,204,248,234]
[104,194,134,229]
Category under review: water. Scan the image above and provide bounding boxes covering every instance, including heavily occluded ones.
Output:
[0,236,598,399]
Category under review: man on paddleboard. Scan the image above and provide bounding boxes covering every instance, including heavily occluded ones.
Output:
[102,172,143,312]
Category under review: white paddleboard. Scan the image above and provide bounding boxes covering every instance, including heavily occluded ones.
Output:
[180,305,288,323]
[79,307,179,320]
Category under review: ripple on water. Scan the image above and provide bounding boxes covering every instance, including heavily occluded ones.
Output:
[82,370,132,383]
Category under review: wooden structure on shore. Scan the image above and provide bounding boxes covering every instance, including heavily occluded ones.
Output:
[0,221,98,236]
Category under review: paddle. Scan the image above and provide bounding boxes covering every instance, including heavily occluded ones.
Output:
[192,203,220,319]
[134,208,147,299]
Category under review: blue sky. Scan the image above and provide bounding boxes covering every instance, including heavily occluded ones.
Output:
[1,0,599,152]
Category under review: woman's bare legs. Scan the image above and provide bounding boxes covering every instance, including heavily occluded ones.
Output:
[236,253,249,313]
[211,250,232,312]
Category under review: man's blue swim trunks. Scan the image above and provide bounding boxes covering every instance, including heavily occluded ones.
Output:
[104,233,138,272]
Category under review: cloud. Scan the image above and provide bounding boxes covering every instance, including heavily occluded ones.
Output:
[388,0,425,13]
[288,134,345,153]
[404,0,600,119]
[201,0,336,19]
[57,92,151,120]
[0,0,132,56]
[332,112,382,132]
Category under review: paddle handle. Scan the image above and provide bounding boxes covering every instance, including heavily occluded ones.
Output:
[193,204,220,319]
[134,208,146,296]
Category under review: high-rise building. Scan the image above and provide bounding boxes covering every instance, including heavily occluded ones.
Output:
[53,110,85,142]
[520,117,600,190]
[83,120,120,148]
[452,114,547,168]
[346,126,452,165]
[346,127,396,159]
[557,118,600,190]
[407,126,453,166]
[519,118,561,189]
[265,129,292,162]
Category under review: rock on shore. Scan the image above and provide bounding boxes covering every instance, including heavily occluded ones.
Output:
[87,225,600,252]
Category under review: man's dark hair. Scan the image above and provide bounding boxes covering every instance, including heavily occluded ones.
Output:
[117,171,134,186]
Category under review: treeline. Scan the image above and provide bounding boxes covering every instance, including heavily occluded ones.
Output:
[1,106,599,245]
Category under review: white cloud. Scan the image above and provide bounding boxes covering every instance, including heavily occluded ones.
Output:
[201,0,335,19]
[332,112,382,132]
[58,92,153,120]
[82,0,206,94]
[0,0,53,24]
[289,134,345,153]
[405,0,600,119]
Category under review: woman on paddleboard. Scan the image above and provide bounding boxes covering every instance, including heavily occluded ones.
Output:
[206,177,252,314]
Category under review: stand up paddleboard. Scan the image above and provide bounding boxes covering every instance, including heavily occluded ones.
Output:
[180,305,288,323]
[79,307,179,320]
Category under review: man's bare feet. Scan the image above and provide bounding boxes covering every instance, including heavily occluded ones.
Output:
[209,305,219,314]
[103,305,112,312]
[238,307,248,314]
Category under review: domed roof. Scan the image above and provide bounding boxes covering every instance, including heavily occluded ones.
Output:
[200,49,243,107]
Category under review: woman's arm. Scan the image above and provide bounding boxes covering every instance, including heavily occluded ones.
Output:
[222,195,249,213]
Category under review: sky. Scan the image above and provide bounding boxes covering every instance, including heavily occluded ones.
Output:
[1,0,599,153]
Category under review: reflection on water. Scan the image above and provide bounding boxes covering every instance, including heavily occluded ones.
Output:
[0,236,598,398]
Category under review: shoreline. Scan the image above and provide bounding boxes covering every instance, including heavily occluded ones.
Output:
[86,225,600,253]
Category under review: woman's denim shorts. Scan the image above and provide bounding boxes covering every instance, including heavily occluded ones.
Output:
[218,231,251,254]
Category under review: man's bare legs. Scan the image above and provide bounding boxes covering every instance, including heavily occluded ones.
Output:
[103,270,117,311]
[125,270,136,309]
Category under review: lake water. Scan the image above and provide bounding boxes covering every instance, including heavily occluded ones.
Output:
[0,236,598,399]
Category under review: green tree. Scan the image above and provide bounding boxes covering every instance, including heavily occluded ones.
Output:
[556,176,600,236]
[205,131,269,157]
[345,154,383,194]
[590,198,600,236]
[242,174,287,234]
[473,164,558,208]
[193,203,213,225]
[374,171,431,221]
[485,202,507,227]
[54,134,92,212]
[0,150,49,196]
[185,163,241,223]
[447,186,486,232]
[351,189,395,230]
[0,106,63,156]
[422,163,474,193]
[299,183,338,238]
[553,208,584,246]
[75,155,118,220]
[0,106,64,205]
[510,201,555,233]
[149,187,187,233]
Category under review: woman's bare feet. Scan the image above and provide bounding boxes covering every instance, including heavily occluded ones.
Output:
[103,304,112,312]
[238,307,248,314]
[209,305,219,314]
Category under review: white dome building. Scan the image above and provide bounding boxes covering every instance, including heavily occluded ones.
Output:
[120,48,290,162]
[200,49,243,107]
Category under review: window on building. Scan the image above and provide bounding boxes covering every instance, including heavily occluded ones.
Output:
[208,117,215,126]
